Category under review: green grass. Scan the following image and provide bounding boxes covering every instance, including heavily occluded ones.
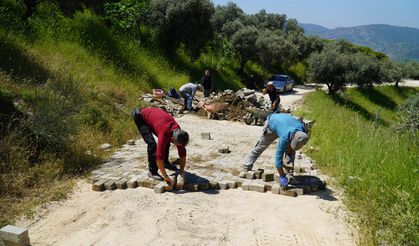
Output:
[298,86,418,244]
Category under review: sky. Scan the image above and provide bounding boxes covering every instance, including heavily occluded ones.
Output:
[211,0,419,29]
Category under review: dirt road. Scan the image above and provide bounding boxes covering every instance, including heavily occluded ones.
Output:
[17,86,356,245]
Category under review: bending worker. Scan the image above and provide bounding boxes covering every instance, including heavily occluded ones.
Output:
[241,113,309,187]
[179,82,203,112]
[131,107,189,188]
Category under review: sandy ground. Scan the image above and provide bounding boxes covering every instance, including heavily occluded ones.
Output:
[17,86,357,245]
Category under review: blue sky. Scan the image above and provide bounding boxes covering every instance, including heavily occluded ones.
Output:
[211,0,419,29]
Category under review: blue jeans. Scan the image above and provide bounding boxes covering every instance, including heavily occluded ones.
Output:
[180,91,193,111]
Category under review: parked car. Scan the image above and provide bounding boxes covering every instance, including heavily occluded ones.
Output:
[266,74,294,92]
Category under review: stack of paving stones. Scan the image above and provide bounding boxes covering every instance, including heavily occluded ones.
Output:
[90,141,326,197]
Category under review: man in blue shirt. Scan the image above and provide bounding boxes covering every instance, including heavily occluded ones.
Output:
[242,113,309,187]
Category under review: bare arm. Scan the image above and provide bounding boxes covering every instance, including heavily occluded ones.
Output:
[179,156,186,175]
[156,160,168,178]
[277,167,286,176]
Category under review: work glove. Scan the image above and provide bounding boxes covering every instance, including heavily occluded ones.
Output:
[164,176,174,191]
[279,175,288,188]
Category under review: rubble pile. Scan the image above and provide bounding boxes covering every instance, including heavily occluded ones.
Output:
[198,88,271,122]
[141,94,184,116]
[141,88,292,124]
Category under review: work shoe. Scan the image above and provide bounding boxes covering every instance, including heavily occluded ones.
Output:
[148,171,163,181]
[164,162,178,171]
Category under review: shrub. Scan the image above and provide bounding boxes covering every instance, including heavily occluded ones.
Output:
[395,93,419,133]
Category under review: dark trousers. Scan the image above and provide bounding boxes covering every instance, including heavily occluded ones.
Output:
[132,108,171,174]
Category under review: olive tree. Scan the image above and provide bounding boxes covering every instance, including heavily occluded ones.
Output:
[307,45,351,94]
[347,52,381,88]
[211,2,243,33]
[250,9,286,31]
[379,59,404,87]
[256,30,299,68]
[148,0,214,57]
[231,25,259,72]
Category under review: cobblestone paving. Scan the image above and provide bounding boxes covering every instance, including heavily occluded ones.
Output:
[89,115,326,196]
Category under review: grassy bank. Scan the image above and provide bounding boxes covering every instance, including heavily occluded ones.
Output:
[298,86,418,244]
[0,6,252,226]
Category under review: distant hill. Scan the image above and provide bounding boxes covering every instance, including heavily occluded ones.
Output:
[300,23,419,61]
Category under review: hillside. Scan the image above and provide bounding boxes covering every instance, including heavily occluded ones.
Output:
[301,23,419,61]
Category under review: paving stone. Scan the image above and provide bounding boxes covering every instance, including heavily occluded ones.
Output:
[218,180,229,190]
[294,166,305,173]
[279,188,298,197]
[92,179,107,191]
[242,180,252,191]
[154,182,167,193]
[249,181,266,193]
[127,139,136,145]
[255,169,264,179]
[143,179,157,189]
[209,180,220,189]
[104,179,117,190]
[0,225,30,246]
[231,177,246,187]
[274,173,280,182]
[265,182,273,192]
[127,177,138,188]
[246,171,256,179]
[87,175,102,184]
[294,188,304,195]
[262,172,274,182]
[197,182,209,190]
[136,175,148,187]
[200,132,211,140]
[184,183,199,191]
[238,171,247,178]
[271,183,281,194]
[226,180,237,189]
[115,178,128,189]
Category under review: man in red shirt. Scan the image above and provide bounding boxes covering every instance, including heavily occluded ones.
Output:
[131,108,189,187]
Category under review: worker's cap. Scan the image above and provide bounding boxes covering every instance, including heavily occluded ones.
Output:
[267,81,274,85]
[291,131,309,151]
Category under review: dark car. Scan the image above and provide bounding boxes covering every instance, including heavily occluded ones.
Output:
[266,74,295,92]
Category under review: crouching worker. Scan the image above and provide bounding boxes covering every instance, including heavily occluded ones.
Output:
[241,113,309,187]
[179,83,203,112]
[131,107,189,189]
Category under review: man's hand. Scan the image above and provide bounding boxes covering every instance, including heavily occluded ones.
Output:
[279,175,288,187]
[164,176,174,191]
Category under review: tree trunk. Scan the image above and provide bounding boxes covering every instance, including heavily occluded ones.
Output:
[395,80,400,87]
[22,0,39,23]
[239,58,246,73]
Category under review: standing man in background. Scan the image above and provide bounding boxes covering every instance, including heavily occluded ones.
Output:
[201,69,212,97]
[264,81,281,112]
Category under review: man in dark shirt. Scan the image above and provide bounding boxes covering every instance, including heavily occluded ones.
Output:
[131,108,189,188]
[265,81,281,112]
[200,69,212,97]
